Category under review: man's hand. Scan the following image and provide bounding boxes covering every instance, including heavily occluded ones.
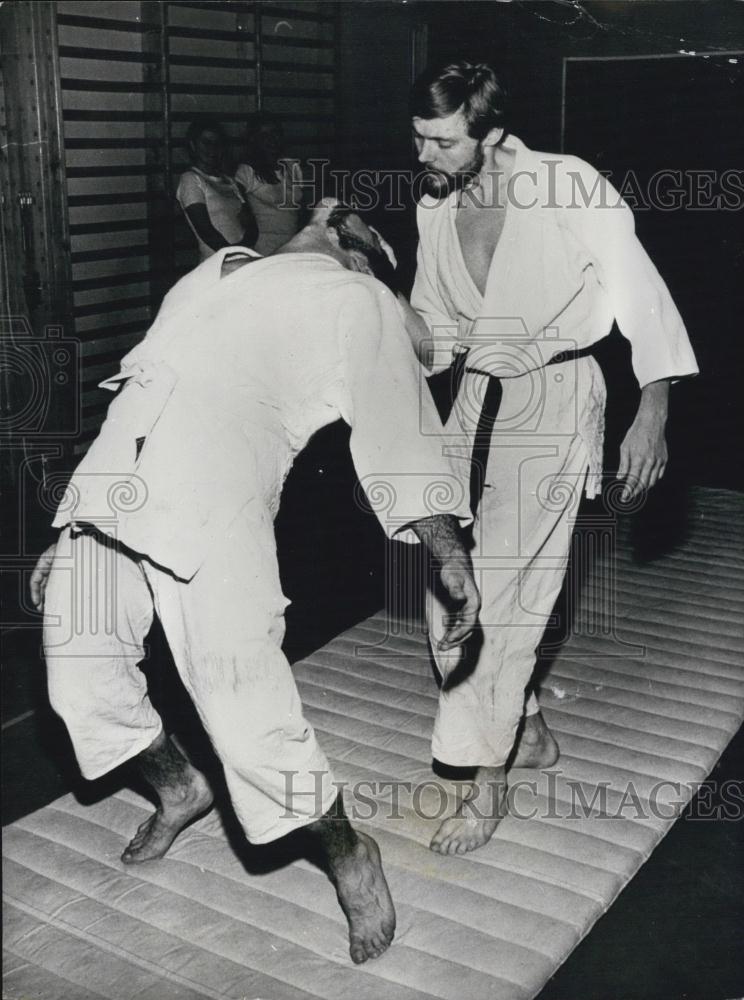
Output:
[617,379,669,501]
[437,555,481,651]
[409,515,481,650]
[30,543,57,612]
[368,225,397,268]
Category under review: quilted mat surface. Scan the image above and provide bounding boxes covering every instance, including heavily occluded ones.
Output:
[4,487,744,1000]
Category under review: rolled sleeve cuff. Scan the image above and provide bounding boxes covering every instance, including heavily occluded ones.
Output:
[633,335,700,388]
[428,340,458,375]
[364,472,472,545]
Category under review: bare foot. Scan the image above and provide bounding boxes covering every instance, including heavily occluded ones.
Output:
[121,770,213,864]
[430,766,507,855]
[510,711,560,769]
[331,831,396,964]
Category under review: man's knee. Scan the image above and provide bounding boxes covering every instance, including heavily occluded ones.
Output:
[45,657,74,720]
[44,639,100,722]
[214,714,315,770]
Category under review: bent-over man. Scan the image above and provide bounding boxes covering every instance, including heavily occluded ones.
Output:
[31,203,480,963]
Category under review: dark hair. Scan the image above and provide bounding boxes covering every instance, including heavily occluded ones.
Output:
[185,116,228,153]
[326,204,356,231]
[244,112,284,185]
[326,205,402,295]
[411,61,509,142]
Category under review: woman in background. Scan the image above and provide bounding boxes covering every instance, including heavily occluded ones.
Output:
[176,117,257,261]
[235,114,303,255]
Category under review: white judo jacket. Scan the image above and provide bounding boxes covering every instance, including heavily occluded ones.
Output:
[413,133,699,386]
[53,249,472,579]
[411,134,699,496]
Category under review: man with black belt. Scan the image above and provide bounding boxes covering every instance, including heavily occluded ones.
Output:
[399,60,698,854]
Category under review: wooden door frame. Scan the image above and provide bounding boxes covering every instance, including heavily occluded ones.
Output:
[1,1,76,586]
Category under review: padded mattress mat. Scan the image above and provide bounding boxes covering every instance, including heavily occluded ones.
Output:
[4,487,744,1000]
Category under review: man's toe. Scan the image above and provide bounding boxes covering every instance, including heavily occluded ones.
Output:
[350,942,367,964]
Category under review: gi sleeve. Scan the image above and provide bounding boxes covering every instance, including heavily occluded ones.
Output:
[410,201,460,375]
[336,279,472,542]
[563,158,698,387]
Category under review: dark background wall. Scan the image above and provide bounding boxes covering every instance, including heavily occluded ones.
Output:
[3,1,741,638]
[3,0,742,652]
[335,0,744,492]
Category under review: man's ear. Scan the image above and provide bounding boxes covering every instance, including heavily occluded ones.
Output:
[481,127,505,149]
[310,197,342,227]
[325,222,341,250]
[345,249,374,276]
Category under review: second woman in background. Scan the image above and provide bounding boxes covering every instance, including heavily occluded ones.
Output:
[235,114,303,255]
[177,117,257,261]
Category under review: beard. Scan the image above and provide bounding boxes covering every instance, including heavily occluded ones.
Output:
[423,144,485,199]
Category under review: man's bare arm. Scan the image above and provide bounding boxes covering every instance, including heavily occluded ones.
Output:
[408,514,480,650]
[30,542,57,611]
[184,203,255,252]
[396,293,434,371]
[618,379,669,500]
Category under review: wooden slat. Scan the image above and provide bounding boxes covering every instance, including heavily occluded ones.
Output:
[67,165,161,179]
[69,219,149,236]
[170,81,255,95]
[263,58,334,74]
[79,329,148,354]
[173,1,254,12]
[64,109,161,122]
[260,3,335,23]
[71,244,152,264]
[72,269,161,292]
[56,13,146,34]
[61,78,160,93]
[76,321,148,346]
[59,45,158,64]
[169,53,256,70]
[73,295,152,319]
[58,0,338,461]
[262,86,333,99]
[167,24,252,43]
[67,192,162,207]
[261,35,334,50]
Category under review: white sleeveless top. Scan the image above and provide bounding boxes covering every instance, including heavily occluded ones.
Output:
[235,159,302,255]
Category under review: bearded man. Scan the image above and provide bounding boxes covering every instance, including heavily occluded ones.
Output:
[398,61,698,855]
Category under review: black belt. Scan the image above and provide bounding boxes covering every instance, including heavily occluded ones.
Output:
[469,374,502,515]
[462,344,596,515]
[546,344,596,365]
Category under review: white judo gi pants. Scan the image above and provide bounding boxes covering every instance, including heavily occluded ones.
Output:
[428,356,601,768]
[43,507,337,844]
